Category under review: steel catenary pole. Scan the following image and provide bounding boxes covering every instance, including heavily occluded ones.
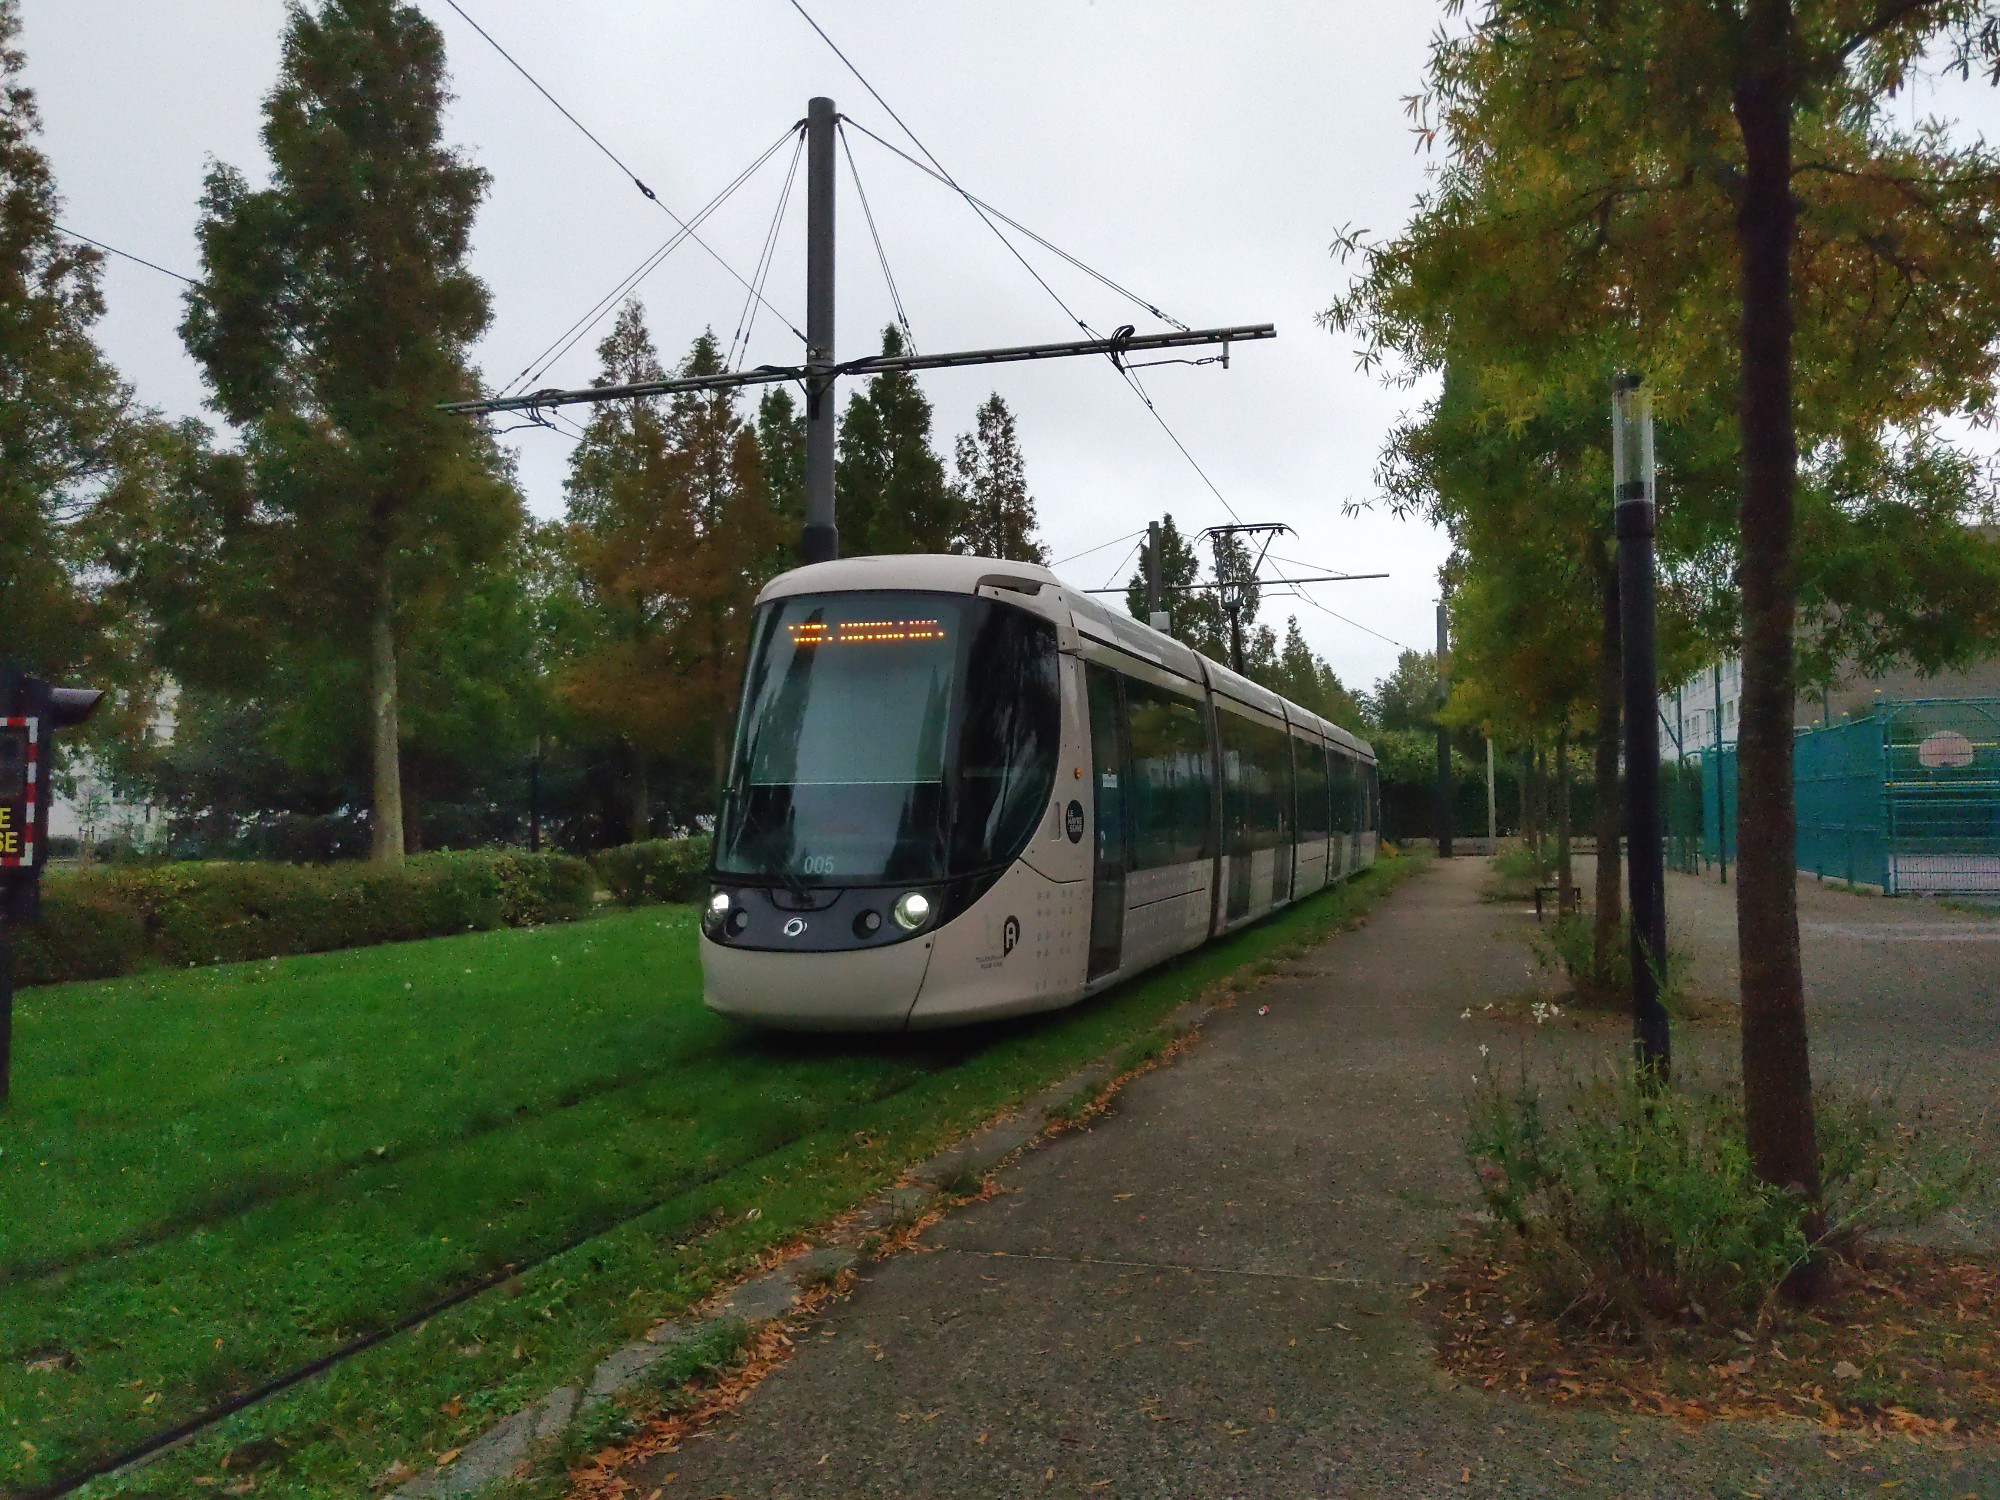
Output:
[1613,372,1670,1074]
[802,96,838,564]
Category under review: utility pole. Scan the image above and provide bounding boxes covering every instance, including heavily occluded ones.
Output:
[1486,737,1497,847]
[1435,595,1453,859]
[1714,664,1728,885]
[528,735,543,855]
[802,96,839,564]
[1200,522,1288,675]
[1144,521,1167,630]
[444,99,1275,563]
[1613,372,1669,1074]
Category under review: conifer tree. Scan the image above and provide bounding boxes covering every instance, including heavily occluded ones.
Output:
[0,0,155,688]
[950,394,1047,562]
[835,326,960,554]
[756,387,805,564]
[1268,616,1364,727]
[1123,513,1227,658]
[181,0,517,863]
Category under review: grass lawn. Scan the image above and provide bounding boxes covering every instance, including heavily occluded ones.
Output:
[3,855,1422,1498]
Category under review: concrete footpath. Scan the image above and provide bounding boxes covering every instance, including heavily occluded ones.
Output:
[623,859,1999,1499]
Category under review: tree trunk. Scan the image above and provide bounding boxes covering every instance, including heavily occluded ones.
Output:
[1519,748,1535,853]
[1592,539,1624,981]
[630,752,651,844]
[1734,2,1823,1239]
[1555,728,1574,913]
[368,564,406,865]
[403,776,423,854]
[1527,747,1543,861]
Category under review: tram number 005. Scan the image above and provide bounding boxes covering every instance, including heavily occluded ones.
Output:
[800,855,836,876]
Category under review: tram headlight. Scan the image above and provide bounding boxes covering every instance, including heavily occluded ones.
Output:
[891,891,932,931]
[703,890,732,936]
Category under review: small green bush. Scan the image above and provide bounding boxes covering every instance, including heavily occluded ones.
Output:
[1466,1069,1975,1327]
[1528,911,1693,1011]
[485,850,599,926]
[13,885,147,986]
[591,835,712,907]
[15,850,602,988]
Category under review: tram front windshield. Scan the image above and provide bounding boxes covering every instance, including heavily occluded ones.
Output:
[715,592,1060,887]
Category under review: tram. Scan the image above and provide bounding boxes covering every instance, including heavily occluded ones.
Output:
[701,554,1378,1029]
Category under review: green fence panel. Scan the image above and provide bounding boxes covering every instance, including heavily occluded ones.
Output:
[1794,715,1889,889]
[1878,698,2000,895]
[1697,743,1736,872]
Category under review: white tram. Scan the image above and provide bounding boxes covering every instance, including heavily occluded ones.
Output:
[701,554,1378,1030]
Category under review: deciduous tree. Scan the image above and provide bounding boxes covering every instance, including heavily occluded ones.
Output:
[559,311,779,831]
[1328,0,2000,1264]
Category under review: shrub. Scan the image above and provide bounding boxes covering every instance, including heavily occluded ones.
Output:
[14,850,604,988]
[1465,1069,1975,1328]
[592,835,712,906]
[485,850,598,926]
[1528,911,1692,1012]
[13,885,148,985]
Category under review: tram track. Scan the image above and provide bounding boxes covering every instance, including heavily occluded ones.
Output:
[19,1054,961,1500]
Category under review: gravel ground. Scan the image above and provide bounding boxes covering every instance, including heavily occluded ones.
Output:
[612,859,1999,1499]
[1651,857,2000,1244]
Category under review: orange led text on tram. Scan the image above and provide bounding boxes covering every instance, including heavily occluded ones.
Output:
[787,619,947,647]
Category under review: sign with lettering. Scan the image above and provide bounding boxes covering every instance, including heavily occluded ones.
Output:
[0,717,39,868]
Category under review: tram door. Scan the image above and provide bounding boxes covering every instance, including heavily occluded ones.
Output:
[1085,665,1126,980]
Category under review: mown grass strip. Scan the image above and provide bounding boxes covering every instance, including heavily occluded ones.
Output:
[21,855,1422,1499]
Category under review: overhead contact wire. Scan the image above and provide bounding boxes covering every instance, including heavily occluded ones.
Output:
[438,0,804,344]
[788,0,1248,529]
[52,225,194,284]
[786,0,1097,341]
[500,124,802,397]
[1284,584,1415,652]
[1116,363,1243,523]
[841,120,1188,333]
[1050,529,1144,568]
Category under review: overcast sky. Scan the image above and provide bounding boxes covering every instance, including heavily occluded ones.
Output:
[24,3,2000,696]
[22,0,1457,691]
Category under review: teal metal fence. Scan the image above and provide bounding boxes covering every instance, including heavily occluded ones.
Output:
[1796,715,1889,888]
[1673,698,2000,895]
[1879,698,2000,894]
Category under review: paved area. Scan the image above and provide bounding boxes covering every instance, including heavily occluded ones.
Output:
[627,859,1999,1499]
[1655,860,2000,1243]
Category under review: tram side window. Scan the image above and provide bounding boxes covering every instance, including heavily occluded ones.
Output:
[1328,752,1352,835]
[1220,710,1294,853]
[1364,763,1380,832]
[1123,676,1213,869]
[1296,735,1331,844]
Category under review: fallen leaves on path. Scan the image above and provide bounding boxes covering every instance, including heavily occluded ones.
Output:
[1420,1237,2000,1441]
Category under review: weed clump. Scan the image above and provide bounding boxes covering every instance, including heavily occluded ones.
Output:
[1465,1069,1974,1329]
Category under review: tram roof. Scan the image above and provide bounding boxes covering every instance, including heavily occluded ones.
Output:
[754,553,1372,763]
[756,552,1061,605]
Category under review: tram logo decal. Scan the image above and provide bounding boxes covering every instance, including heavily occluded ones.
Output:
[1064,800,1084,843]
[1002,916,1020,956]
[782,917,808,938]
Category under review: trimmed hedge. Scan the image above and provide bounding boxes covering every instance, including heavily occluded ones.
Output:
[14,850,598,989]
[590,835,712,907]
